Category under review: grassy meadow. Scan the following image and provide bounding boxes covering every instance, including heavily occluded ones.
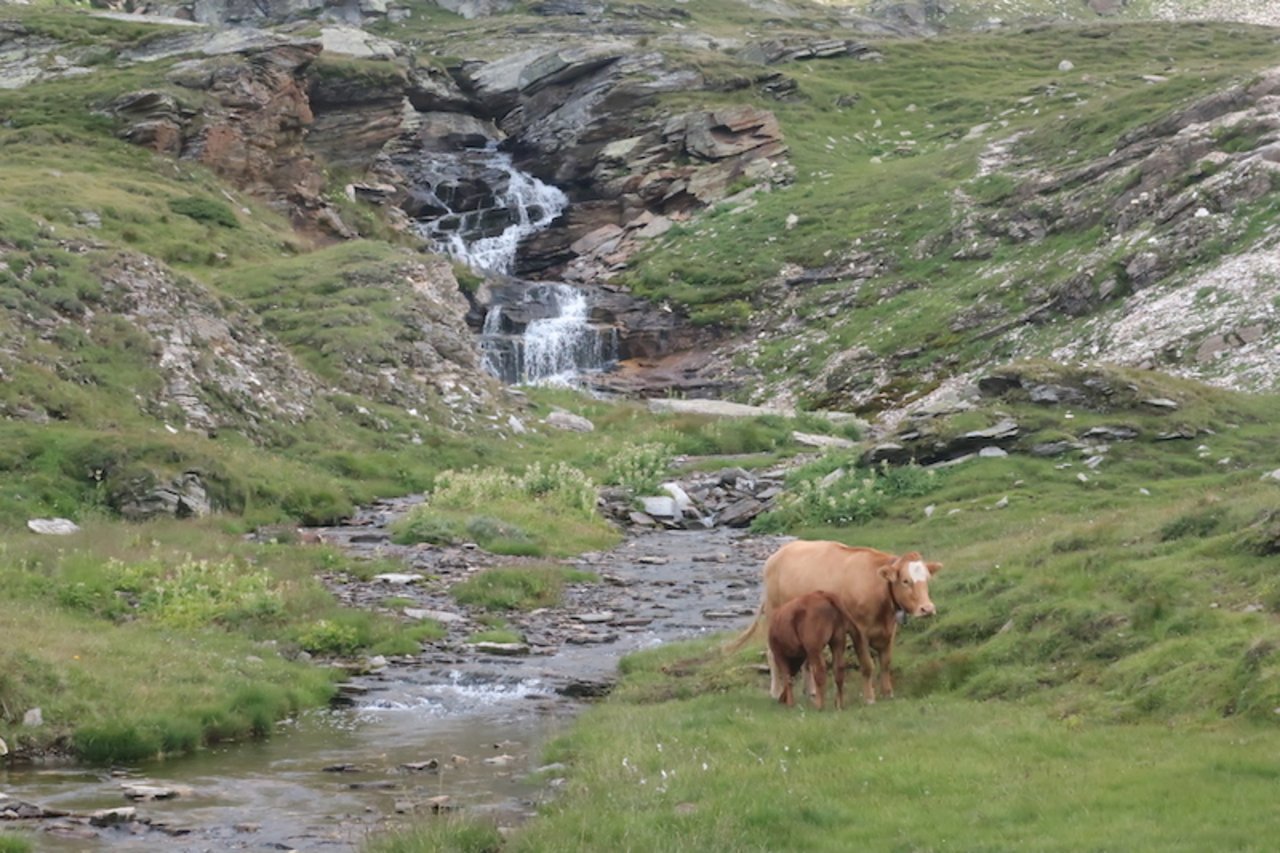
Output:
[369,374,1280,851]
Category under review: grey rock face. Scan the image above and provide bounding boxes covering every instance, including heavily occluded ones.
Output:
[117,472,212,520]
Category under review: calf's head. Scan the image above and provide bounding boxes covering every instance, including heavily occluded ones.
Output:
[879,551,942,617]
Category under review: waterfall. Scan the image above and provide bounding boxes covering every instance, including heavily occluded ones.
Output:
[480,284,619,386]
[406,145,615,386]
[413,149,568,276]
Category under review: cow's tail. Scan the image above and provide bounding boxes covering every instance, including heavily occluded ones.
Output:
[821,590,864,646]
[722,600,765,655]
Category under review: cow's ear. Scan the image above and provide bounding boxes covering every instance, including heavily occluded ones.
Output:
[877,565,896,581]
[925,561,943,575]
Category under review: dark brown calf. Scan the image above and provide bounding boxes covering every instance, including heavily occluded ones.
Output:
[766,590,858,710]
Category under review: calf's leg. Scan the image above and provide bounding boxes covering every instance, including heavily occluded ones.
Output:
[829,633,847,711]
[807,643,829,711]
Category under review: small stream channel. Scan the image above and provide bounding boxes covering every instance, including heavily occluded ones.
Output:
[1,499,783,851]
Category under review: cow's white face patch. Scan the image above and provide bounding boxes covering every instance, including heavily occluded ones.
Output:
[907,560,930,583]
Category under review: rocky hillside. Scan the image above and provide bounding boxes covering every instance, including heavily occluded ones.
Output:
[2,0,1279,523]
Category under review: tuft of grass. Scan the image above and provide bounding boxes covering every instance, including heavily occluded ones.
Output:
[167,196,240,229]
[0,836,32,853]
[364,815,504,853]
[451,564,598,612]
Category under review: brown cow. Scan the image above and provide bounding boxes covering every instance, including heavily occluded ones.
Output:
[725,541,942,704]
[768,590,859,710]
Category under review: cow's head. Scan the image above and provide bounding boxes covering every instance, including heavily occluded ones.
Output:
[879,551,942,618]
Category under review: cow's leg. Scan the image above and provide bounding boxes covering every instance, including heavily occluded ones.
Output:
[779,656,801,706]
[852,630,876,704]
[830,634,846,711]
[878,637,895,700]
[767,643,784,699]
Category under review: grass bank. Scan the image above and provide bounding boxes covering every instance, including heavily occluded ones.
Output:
[0,519,439,762]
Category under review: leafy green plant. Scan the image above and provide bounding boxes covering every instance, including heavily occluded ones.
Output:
[296,619,361,657]
[135,557,283,629]
[605,442,673,495]
[754,461,945,531]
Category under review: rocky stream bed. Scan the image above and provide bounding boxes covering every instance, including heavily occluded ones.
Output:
[0,497,786,852]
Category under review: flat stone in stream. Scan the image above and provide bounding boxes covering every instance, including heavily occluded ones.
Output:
[472,642,531,656]
[405,608,465,623]
[574,611,614,623]
[373,572,424,584]
[566,632,619,644]
[122,782,194,800]
[89,807,137,826]
[557,678,614,698]
[703,608,754,619]
[1,793,67,819]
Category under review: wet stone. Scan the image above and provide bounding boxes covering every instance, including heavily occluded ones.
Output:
[703,608,754,619]
[472,642,531,656]
[566,632,618,644]
[90,807,138,826]
[574,611,615,623]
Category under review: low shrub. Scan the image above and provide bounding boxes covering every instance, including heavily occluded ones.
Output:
[167,196,240,228]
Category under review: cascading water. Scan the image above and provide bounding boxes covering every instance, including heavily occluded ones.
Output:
[414,148,569,275]
[480,283,619,385]
[409,146,618,385]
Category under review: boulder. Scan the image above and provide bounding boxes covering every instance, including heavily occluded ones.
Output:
[546,411,594,432]
[27,518,82,535]
[117,472,212,521]
[640,496,678,519]
[716,496,767,528]
[434,0,514,18]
